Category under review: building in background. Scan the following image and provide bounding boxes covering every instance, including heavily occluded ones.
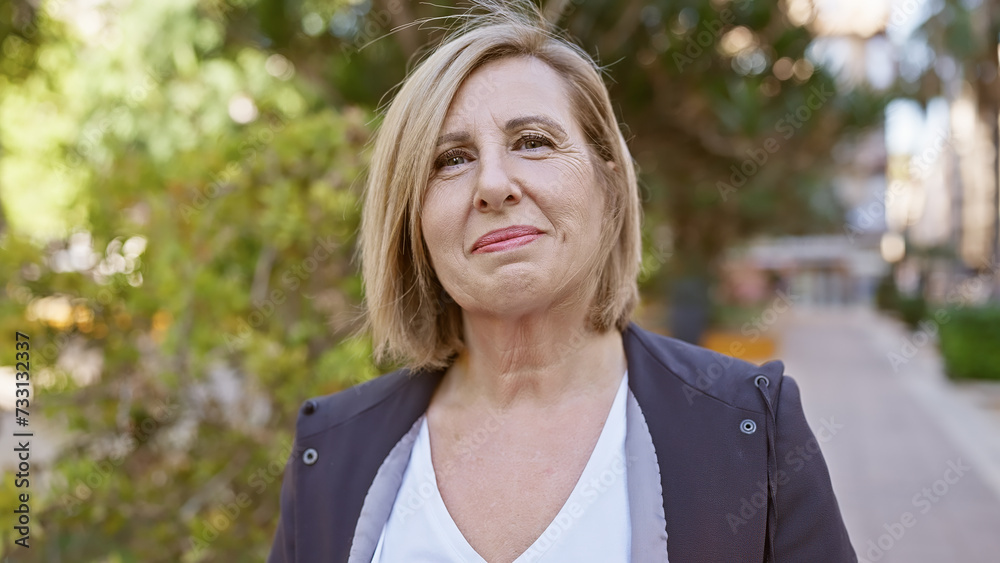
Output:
[722,234,887,306]
[724,0,1000,309]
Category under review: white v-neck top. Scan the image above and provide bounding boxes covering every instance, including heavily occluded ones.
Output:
[370,371,631,563]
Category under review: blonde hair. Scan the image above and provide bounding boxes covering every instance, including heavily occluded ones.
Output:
[359,1,641,371]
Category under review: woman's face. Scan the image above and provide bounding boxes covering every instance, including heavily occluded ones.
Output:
[421,56,608,319]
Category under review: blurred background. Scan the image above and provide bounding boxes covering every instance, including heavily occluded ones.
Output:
[1,0,999,560]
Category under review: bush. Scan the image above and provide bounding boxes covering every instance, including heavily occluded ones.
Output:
[896,295,929,330]
[939,307,1000,380]
[875,275,899,311]
[874,274,927,329]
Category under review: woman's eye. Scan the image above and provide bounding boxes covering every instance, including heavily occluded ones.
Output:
[519,134,551,150]
[436,150,469,169]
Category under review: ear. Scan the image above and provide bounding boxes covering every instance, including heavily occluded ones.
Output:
[606,160,617,171]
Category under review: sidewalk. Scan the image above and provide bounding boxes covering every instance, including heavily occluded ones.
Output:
[776,307,1000,563]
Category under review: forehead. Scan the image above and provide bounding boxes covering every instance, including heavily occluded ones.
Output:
[442,56,577,130]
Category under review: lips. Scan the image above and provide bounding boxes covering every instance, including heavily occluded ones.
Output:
[472,225,543,253]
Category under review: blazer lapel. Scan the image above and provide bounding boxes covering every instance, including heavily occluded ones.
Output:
[623,324,769,562]
[293,368,444,562]
[625,388,671,561]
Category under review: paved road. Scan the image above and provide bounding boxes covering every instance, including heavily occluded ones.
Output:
[776,307,1000,563]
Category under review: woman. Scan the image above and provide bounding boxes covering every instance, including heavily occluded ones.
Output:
[269,4,856,562]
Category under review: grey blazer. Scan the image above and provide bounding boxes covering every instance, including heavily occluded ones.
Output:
[268,323,857,562]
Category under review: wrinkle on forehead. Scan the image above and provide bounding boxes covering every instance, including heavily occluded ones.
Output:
[439,56,582,141]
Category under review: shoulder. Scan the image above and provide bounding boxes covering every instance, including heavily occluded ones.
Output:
[292,367,441,441]
[624,322,786,413]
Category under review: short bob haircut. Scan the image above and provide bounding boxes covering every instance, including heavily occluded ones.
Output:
[360,1,642,371]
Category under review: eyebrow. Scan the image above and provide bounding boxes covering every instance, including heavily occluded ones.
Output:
[436,131,471,147]
[504,115,567,137]
[435,115,568,146]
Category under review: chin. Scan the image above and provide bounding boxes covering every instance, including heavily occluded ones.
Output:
[468,284,581,322]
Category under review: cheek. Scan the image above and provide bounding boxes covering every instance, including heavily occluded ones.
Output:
[530,160,602,234]
[421,187,468,266]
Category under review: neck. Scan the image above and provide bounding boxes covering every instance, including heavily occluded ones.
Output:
[443,308,627,409]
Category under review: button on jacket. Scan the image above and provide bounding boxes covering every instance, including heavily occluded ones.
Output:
[268,323,857,562]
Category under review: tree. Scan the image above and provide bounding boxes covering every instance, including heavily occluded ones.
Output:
[1,0,372,559]
[913,0,999,270]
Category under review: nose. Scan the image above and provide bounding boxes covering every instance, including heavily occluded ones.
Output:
[473,149,522,212]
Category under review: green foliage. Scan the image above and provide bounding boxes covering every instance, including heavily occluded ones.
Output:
[874,274,928,329]
[896,295,929,330]
[711,302,767,332]
[0,0,373,560]
[875,274,899,312]
[939,307,1000,380]
[551,0,885,277]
